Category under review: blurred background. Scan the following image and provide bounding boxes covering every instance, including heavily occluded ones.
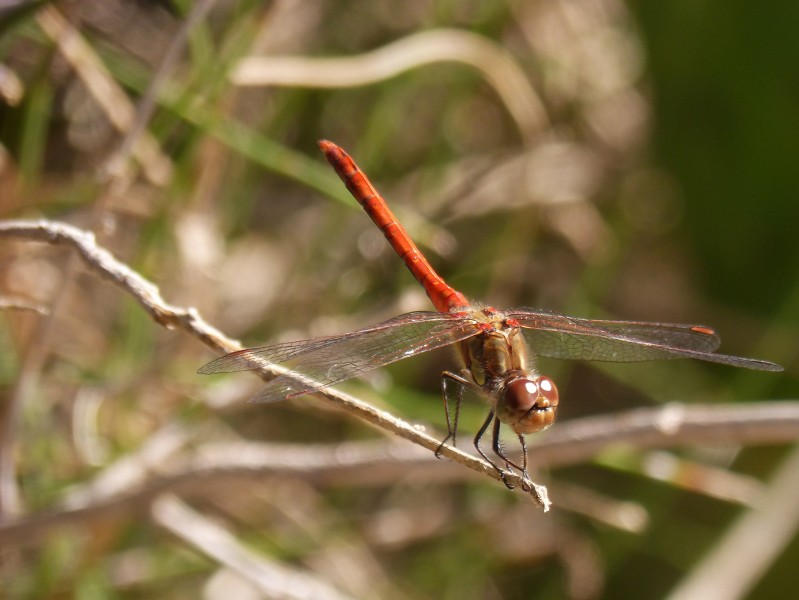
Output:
[1,0,797,598]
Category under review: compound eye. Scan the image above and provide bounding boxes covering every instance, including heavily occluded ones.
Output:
[497,376,560,434]
[536,376,559,407]
[504,378,540,412]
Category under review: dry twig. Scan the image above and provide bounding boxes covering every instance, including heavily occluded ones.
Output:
[1,401,798,547]
[232,29,548,142]
[35,5,172,185]
[0,218,550,507]
[2,219,793,537]
[152,494,354,600]
[666,443,799,600]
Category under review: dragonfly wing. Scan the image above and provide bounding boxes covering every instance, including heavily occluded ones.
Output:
[251,317,480,403]
[569,319,721,352]
[507,309,782,371]
[199,312,481,402]
[198,312,457,374]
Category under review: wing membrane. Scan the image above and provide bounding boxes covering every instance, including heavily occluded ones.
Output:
[507,309,782,371]
[199,312,481,402]
[198,312,450,374]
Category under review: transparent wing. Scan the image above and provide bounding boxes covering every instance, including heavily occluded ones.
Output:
[198,312,481,402]
[198,313,450,374]
[506,309,782,371]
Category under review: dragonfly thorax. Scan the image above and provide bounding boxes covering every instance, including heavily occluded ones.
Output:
[458,309,531,385]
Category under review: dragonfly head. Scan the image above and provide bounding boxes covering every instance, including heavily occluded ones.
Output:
[497,375,559,434]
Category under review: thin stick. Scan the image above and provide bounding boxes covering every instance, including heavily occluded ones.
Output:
[0,219,549,508]
[1,401,798,547]
[232,29,548,142]
[152,495,353,600]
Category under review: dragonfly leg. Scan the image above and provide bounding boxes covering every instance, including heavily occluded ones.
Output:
[474,410,515,489]
[489,420,518,471]
[490,424,533,490]
[436,371,471,459]
[516,434,532,491]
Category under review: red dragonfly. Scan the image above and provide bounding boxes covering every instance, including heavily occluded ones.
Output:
[200,140,782,487]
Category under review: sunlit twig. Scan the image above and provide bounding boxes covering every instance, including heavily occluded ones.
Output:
[1,401,798,547]
[0,296,48,314]
[232,29,548,142]
[0,218,549,508]
[666,443,799,600]
[35,5,172,185]
[152,494,354,600]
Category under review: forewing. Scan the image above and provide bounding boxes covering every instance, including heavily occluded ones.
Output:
[199,312,455,374]
[199,312,481,402]
[507,309,782,371]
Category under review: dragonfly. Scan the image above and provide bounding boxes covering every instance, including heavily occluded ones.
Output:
[200,140,782,488]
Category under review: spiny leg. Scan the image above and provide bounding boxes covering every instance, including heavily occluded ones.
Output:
[474,410,515,489]
[436,371,469,458]
[489,422,526,473]
[515,433,531,490]
[491,424,532,491]
[517,433,530,484]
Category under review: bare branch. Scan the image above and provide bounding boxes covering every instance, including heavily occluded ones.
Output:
[0,296,48,314]
[5,219,790,525]
[0,219,237,353]
[152,495,354,600]
[35,5,172,185]
[1,401,797,547]
[527,401,799,469]
[232,29,548,142]
[99,0,217,183]
[666,443,799,600]
[0,218,548,507]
